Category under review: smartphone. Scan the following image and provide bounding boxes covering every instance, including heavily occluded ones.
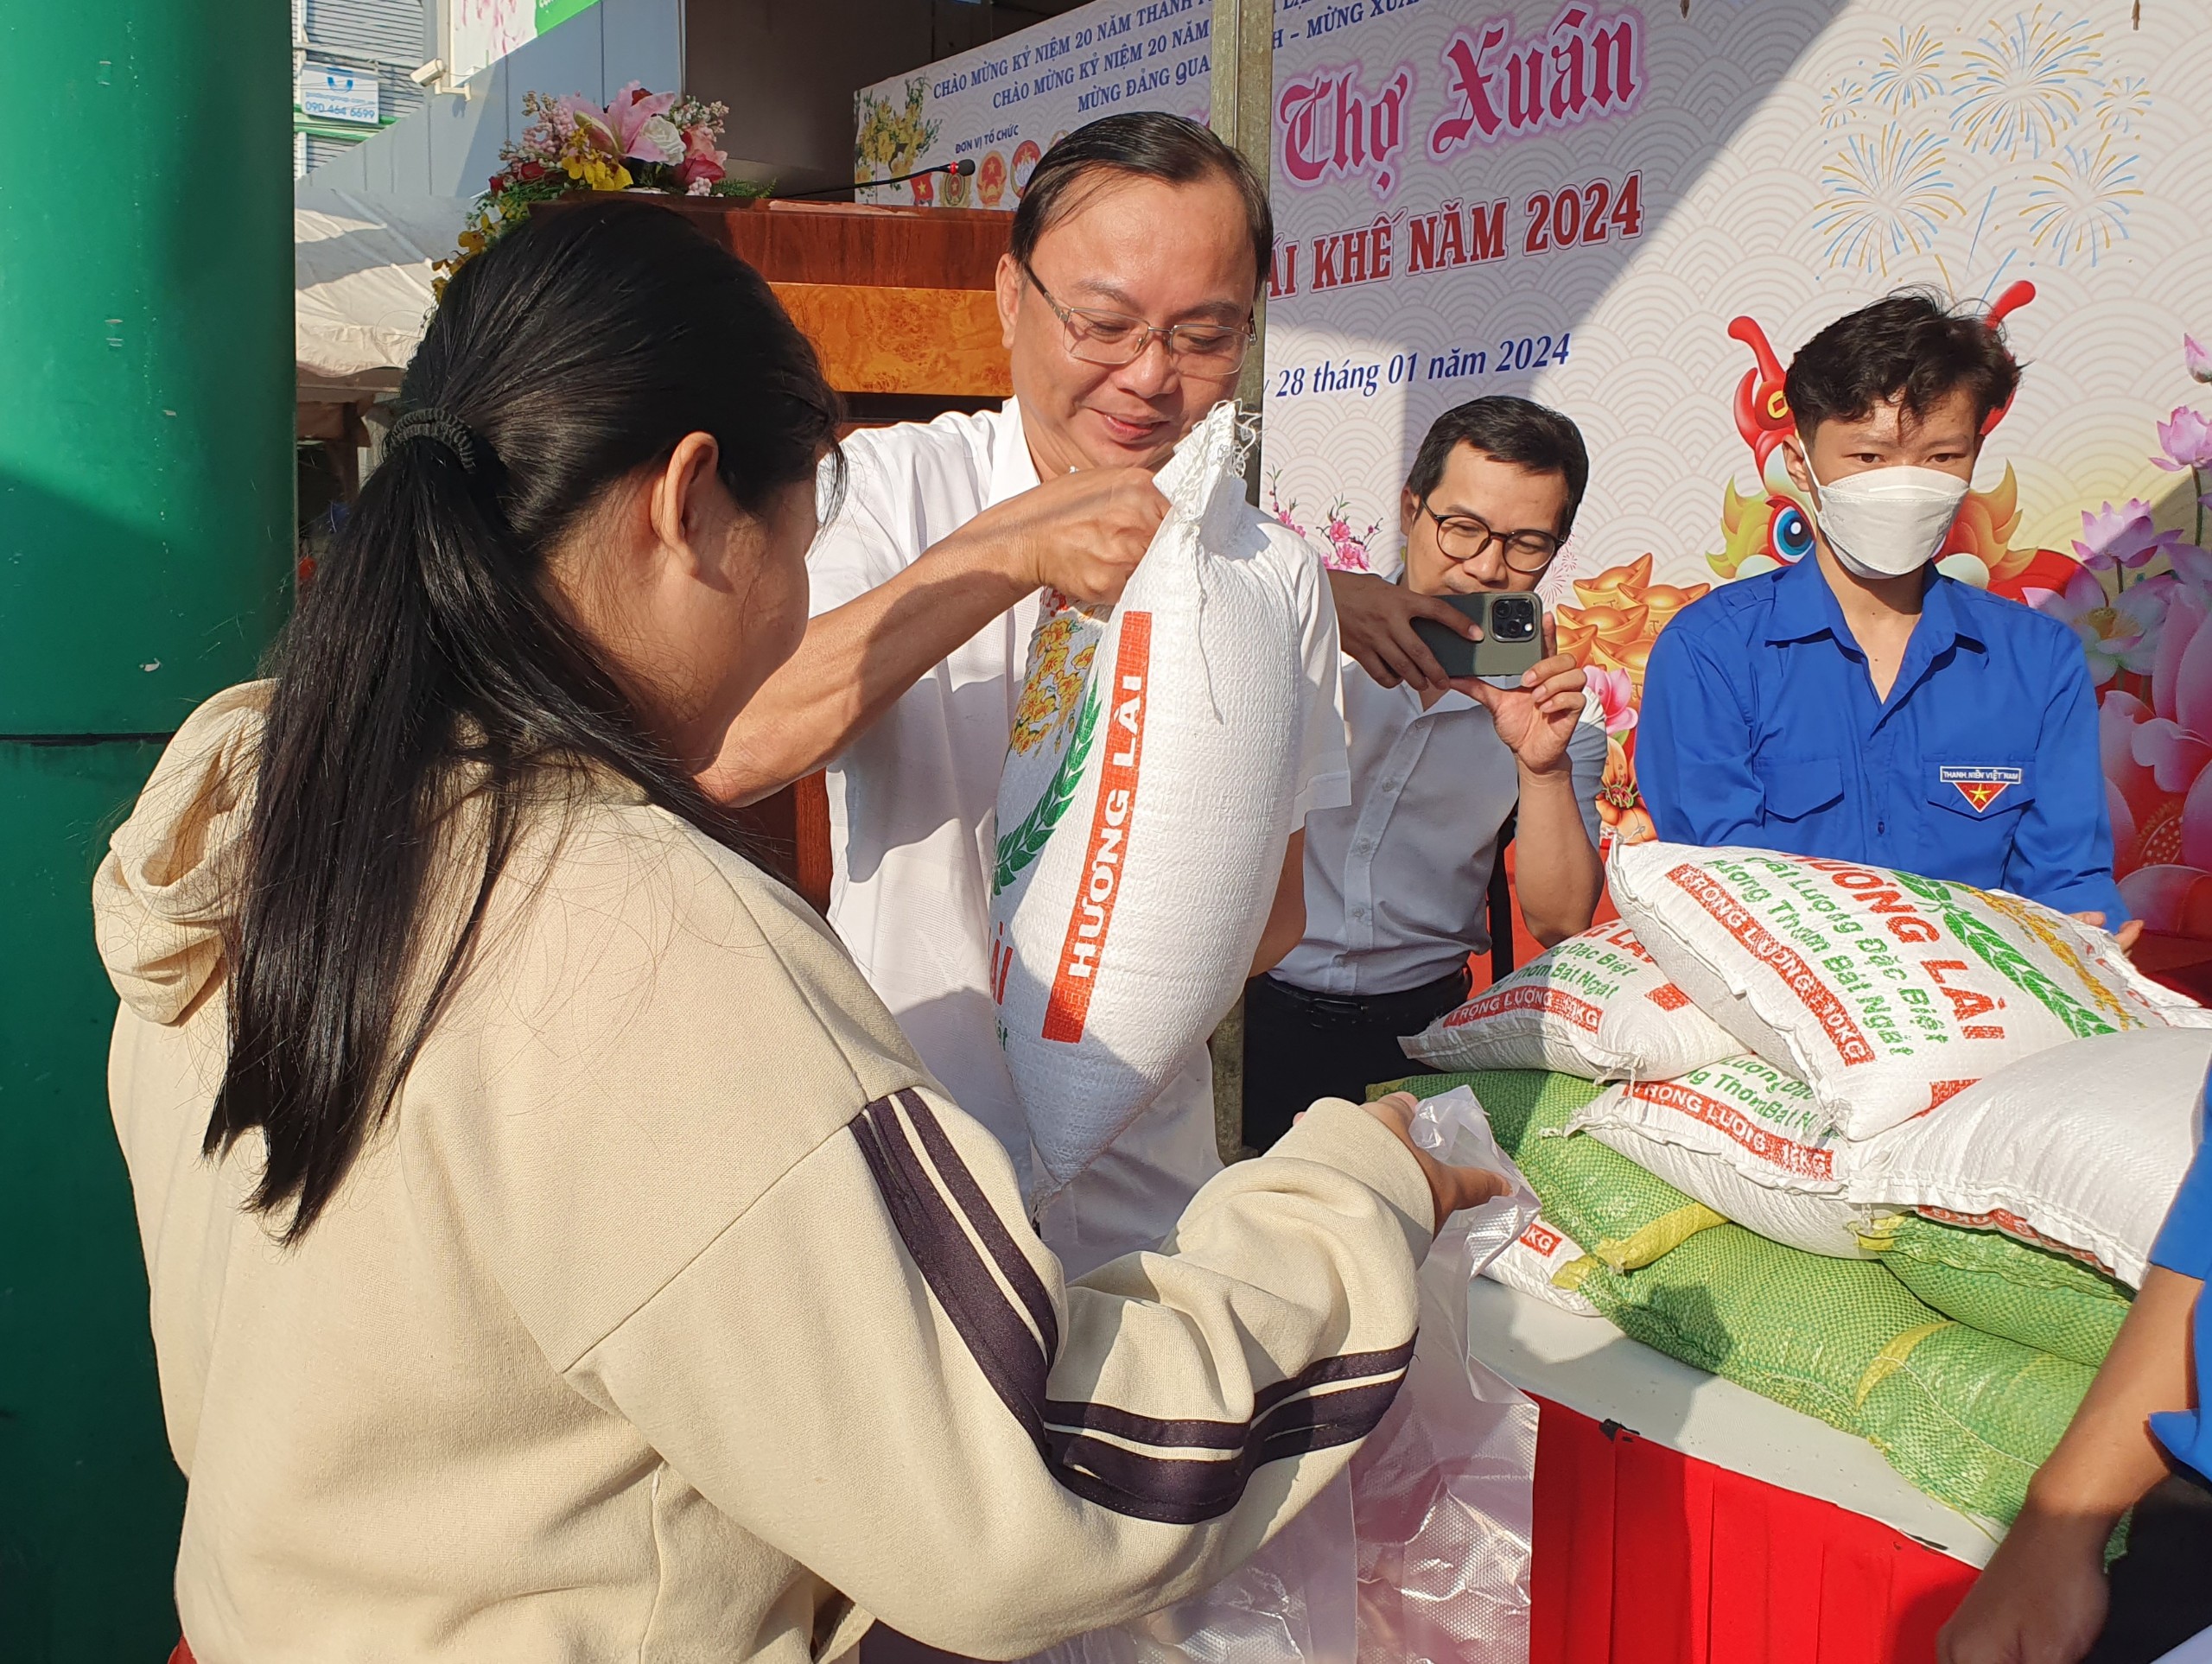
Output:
[1410,591,1546,684]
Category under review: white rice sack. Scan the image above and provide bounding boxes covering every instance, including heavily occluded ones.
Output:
[1482,1216,1600,1315]
[1400,921,1741,1081]
[1610,842,2212,1140]
[1571,1055,1879,1259]
[1847,1028,2212,1286]
[991,404,1309,1195]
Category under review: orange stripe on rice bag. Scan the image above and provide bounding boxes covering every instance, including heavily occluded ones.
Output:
[1401,920,1739,1081]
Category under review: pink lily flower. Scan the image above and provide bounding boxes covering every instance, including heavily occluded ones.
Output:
[606,81,682,162]
[2187,335,2212,385]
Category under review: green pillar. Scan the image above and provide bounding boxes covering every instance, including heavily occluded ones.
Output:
[0,0,294,1656]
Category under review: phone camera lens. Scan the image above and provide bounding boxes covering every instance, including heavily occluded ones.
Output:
[1492,598,1537,641]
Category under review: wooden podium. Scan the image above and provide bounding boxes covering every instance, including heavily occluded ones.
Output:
[623,194,1013,420]
[550,194,1015,909]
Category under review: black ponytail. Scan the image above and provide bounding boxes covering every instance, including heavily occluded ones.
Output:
[209,198,841,1239]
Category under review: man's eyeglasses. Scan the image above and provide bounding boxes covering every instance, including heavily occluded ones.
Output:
[1419,499,1561,573]
[1022,264,1255,373]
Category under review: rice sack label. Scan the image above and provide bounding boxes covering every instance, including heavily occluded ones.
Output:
[1482,1216,1599,1316]
[1573,1055,1881,1260]
[1610,842,2212,1140]
[1848,1027,2212,1286]
[1401,920,1740,1081]
[990,404,1310,1196]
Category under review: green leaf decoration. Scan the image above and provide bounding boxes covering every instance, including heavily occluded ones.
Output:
[995,688,1100,895]
[1891,872,2117,1039]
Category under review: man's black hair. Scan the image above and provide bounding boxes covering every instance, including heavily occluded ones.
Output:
[1011,112,1270,293]
[1785,289,2021,438]
[1405,396,1591,540]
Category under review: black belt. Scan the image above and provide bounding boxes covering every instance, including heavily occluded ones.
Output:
[1266,964,1472,1032]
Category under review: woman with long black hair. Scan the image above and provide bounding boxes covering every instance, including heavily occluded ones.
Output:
[95,198,1498,1662]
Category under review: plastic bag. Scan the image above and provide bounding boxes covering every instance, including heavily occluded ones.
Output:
[1024,1085,1541,1664]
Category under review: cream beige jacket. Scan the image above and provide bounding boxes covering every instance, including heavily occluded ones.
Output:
[96,684,1434,1664]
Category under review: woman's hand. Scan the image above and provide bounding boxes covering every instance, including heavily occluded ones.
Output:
[1936,1506,2110,1664]
[1360,1091,1516,1231]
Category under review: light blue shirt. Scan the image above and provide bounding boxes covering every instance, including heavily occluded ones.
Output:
[1637,553,2126,923]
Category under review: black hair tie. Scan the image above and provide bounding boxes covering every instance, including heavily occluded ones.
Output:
[387,407,487,477]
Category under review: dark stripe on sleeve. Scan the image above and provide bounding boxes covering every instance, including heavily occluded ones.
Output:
[896,1088,1059,1358]
[1047,1374,1408,1525]
[849,1096,1052,1451]
[848,1093,1413,1525]
[1046,1338,1415,1452]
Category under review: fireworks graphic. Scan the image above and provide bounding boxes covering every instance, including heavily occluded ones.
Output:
[1815,129,1961,276]
[2095,75,2152,138]
[1821,78,1866,131]
[1869,26,1945,113]
[2022,132,2141,265]
[1953,8,2105,159]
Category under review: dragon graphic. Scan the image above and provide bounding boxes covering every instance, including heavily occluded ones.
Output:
[1705,282,2079,605]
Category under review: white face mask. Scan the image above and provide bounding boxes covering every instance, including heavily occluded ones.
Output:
[1802,456,1971,580]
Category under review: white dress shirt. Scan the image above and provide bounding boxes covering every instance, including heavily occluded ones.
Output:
[808,401,1350,1265]
[1274,657,1608,997]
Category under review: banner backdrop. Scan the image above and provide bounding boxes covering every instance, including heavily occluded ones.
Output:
[853,0,1212,207]
[1261,0,2212,983]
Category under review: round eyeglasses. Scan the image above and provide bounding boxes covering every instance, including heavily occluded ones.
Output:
[1419,499,1561,574]
[1022,264,1255,373]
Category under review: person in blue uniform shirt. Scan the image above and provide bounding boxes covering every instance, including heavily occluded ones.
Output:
[1637,291,2136,944]
[1938,1069,2212,1663]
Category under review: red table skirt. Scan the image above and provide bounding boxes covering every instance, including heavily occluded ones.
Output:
[1530,1395,1979,1664]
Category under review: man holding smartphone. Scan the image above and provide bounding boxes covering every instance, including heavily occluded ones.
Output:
[1243,397,1606,1148]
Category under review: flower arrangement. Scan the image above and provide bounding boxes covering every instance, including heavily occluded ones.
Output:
[435,83,766,292]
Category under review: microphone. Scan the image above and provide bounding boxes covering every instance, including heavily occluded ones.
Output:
[780,158,976,201]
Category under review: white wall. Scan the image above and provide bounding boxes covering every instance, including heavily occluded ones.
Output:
[302,0,683,196]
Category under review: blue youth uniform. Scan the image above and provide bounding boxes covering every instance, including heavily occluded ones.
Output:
[2150,1102,2212,1483]
[1637,551,2127,923]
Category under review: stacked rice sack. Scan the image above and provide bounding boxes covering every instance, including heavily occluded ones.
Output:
[1390,842,2212,1525]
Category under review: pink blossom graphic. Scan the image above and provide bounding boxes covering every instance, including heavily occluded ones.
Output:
[1319,500,1382,572]
[2188,335,2212,385]
[1587,665,1640,735]
[2156,407,2212,472]
[2073,498,2183,569]
[1263,473,1380,571]
[2037,565,2163,684]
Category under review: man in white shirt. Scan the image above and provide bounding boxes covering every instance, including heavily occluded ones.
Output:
[708,114,1349,1274]
[1244,397,1608,1146]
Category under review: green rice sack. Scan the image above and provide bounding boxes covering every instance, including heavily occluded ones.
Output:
[1859,1212,2131,1369]
[1374,1069,1726,1274]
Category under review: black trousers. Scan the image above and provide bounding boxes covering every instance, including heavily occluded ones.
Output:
[1241,965,1472,1153]
[2085,1469,2212,1664]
